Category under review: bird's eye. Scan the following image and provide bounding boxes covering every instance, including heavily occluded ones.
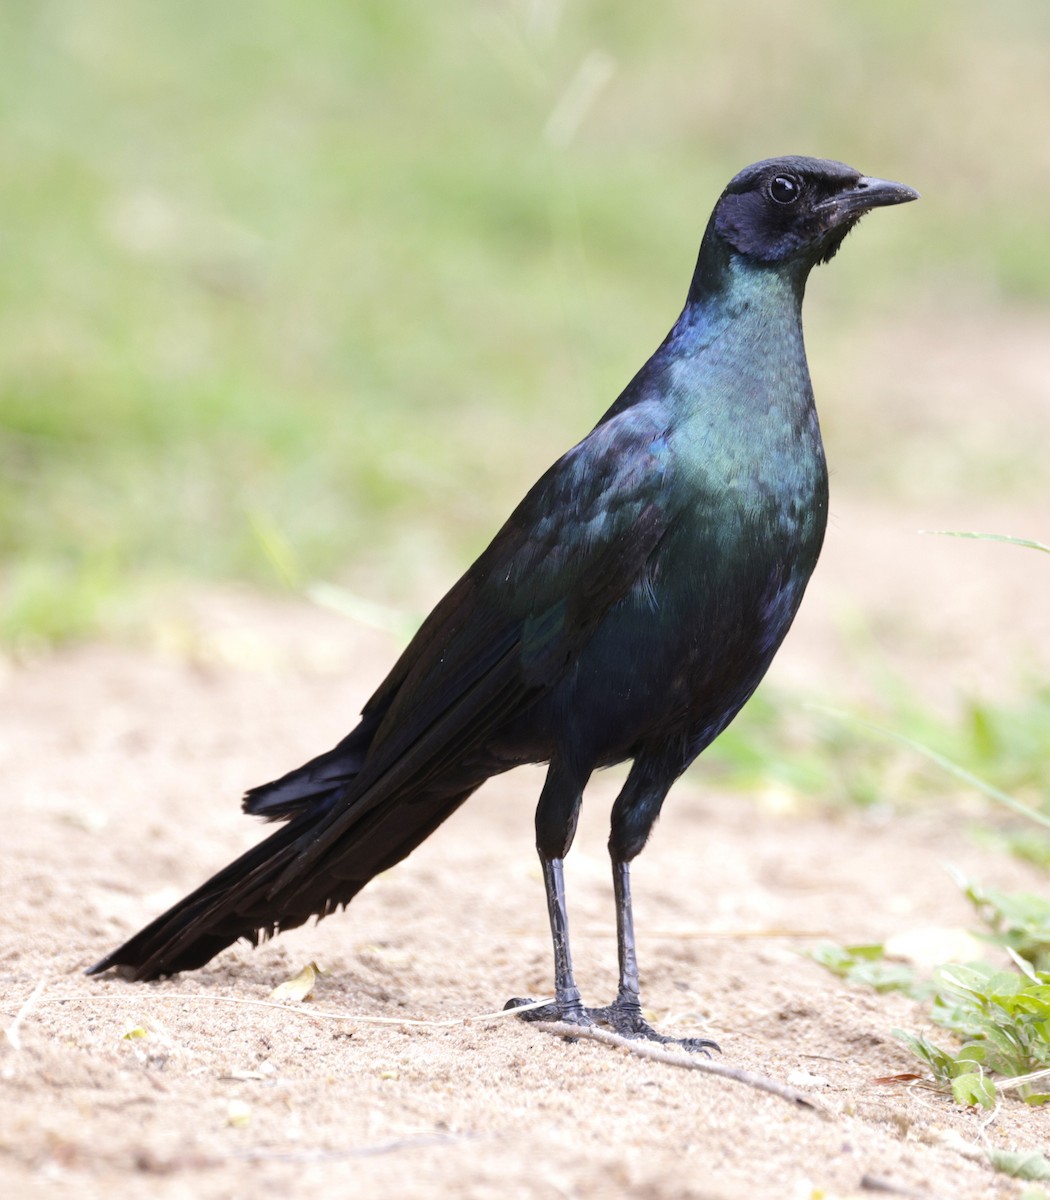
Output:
[769,175,801,205]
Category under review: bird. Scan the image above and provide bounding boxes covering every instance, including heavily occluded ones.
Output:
[89,156,917,1051]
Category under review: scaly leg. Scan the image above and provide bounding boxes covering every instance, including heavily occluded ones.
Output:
[507,753,718,1052]
[596,752,719,1052]
[590,859,719,1054]
[506,757,592,1025]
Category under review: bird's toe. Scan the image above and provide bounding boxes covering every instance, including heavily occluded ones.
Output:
[673,1034,721,1056]
[503,996,561,1023]
[504,996,594,1027]
[591,1002,720,1055]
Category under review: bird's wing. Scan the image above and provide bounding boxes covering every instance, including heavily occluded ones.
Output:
[281,403,673,873]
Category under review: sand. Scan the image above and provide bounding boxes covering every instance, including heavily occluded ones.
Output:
[4,488,1050,1199]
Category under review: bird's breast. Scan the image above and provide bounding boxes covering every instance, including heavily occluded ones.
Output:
[557,417,828,763]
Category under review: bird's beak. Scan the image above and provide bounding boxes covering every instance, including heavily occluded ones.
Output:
[819,175,920,224]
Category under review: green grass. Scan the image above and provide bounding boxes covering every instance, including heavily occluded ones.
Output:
[3,1,1050,646]
[696,674,1050,817]
[812,881,1050,1110]
[817,911,1050,1110]
[806,532,1050,1114]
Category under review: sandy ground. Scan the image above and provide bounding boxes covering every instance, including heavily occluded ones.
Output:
[2,484,1050,1200]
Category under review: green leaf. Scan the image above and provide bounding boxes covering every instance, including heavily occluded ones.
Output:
[810,942,921,995]
[894,1030,962,1083]
[809,941,880,977]
[989,1149,1050,1180]
[951,1071,997,1108]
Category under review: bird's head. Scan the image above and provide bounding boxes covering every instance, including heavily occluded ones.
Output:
[710,156,918,271]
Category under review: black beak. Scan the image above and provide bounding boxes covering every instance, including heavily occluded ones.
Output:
[820,175,920,224]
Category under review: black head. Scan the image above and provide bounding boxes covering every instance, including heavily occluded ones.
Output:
[711,156,918,269]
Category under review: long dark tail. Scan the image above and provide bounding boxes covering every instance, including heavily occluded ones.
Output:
[88,715,479,981]
[87,778,476,981]
[241,718,378,822]
[86,810,342,980]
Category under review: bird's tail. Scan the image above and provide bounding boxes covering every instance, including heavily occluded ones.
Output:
[241,719,378,822]
[85,809,348,981]
[88,768,478,981]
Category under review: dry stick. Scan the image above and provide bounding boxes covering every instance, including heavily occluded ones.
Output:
[133,1132,479,1172]
[3,975,49,1051]
[25,985,827,1111]
[572,927,832,941]
[20,985,826,1114]
[997,1065,1050,1095]
[530,1019,834,1117]
[21,989,555,1029]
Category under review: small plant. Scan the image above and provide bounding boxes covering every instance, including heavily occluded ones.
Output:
[894,1029,997,1108]
[814,932,1050,1108]
[918,959,1050,1103]
[959,876,1050,971]
[809,941,924,997]
[812,529,1050,1107]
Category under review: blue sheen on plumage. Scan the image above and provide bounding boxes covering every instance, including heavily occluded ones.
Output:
[89,157,917,1045]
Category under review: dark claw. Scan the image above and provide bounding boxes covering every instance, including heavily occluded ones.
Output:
[589,1002,720,1056]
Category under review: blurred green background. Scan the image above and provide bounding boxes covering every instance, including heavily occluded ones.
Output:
[1,0,1048,647]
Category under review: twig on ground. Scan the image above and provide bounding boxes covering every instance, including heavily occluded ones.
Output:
[858,1173,936,1198]
[20,990,554,1031]
[576,927,833,940]
[997,1066,1050,1095]
[115,1132,479,1174]
[20,988,826,1114]
[3,975,49,1051]
[530,1019,835,1117]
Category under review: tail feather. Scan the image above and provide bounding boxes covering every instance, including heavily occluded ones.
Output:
[89,623,522,981]
[86,812,336,980]
[242,718,378,822]
[91,724,380,979]
[87,782,478,981]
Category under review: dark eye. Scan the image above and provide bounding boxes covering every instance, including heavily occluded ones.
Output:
[769,175,801,205]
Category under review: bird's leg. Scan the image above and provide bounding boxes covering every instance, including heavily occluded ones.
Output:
[540,854,587,1023]
[592,758,720,1054]
[505,756,592,1025]
[590,855,719,1054]
[612,859,642,1013]
[586,857,645,1034]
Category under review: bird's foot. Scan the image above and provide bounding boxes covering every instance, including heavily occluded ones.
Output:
[504,996,718,1054]
[587,1000,720,1056]
[503,996,593,1027]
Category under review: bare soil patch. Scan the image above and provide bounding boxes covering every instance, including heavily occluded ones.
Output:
[2,492,1049,1200]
